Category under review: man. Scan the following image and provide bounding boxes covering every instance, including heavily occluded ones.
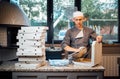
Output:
[61,11,102,59]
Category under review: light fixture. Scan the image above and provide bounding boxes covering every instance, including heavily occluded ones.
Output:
[0,1,29,26]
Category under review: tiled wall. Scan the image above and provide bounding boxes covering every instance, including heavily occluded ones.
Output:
[0,27,7,47]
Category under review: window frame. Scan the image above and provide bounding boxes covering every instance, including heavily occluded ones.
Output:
[47,0,120,44]
[47,0,82,44]
[19,0,120,44]
[118,0,120,43]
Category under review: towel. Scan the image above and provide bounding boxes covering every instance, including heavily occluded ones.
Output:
[75,29,83,38]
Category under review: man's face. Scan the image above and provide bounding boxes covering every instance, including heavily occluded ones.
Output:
[73,16,84,27]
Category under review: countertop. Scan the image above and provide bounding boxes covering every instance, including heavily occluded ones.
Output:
[0,61,105,72]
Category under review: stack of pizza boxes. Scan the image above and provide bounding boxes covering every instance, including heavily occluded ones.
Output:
[15,26,48,69]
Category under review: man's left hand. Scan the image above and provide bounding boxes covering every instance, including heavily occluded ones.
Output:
[96,36,102,43]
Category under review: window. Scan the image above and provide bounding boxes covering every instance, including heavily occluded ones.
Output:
[19,0,47,26]
[19,0,119,44]
[58,29,67,40]
[53,0,75,40]
[19,0,47,42]
[81,0,118,43]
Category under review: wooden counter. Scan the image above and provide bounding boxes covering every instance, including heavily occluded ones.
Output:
[0,61,105,79]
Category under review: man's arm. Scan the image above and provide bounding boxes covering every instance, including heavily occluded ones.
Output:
[90,29,102,43]
[64,45,81,53]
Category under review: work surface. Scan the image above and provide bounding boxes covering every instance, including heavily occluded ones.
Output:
[0,61,105,79]
[0,61,104,72]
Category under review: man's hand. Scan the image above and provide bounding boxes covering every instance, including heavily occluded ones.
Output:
[73,47,87,58]
[96,36,102,43]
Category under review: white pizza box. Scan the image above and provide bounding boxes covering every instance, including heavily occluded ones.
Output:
[17,32,46,36]
[17,39,45,45]
[16,40,45,46]
[19,44,46,49]
[17,33,46,39]
[18,29,47,34]
[17,48,46,56]
[17,38,45,41]
[15,61,46,69]
[17,48,45,56]
[18,56,46,61]
[21,26,48,31]
[18,29,48,34]
[73,41,102,67]
[16,42,45,47]
[91,41,102,65]
[16,35,45,40]
[20,26,48,31]
[16,49,45,54]
[17,47,45,52]
[18,45,45,48]
[18,39,45,43]
[16,51,45,56]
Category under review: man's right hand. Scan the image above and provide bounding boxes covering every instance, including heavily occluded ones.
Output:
[72,47,87,58]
